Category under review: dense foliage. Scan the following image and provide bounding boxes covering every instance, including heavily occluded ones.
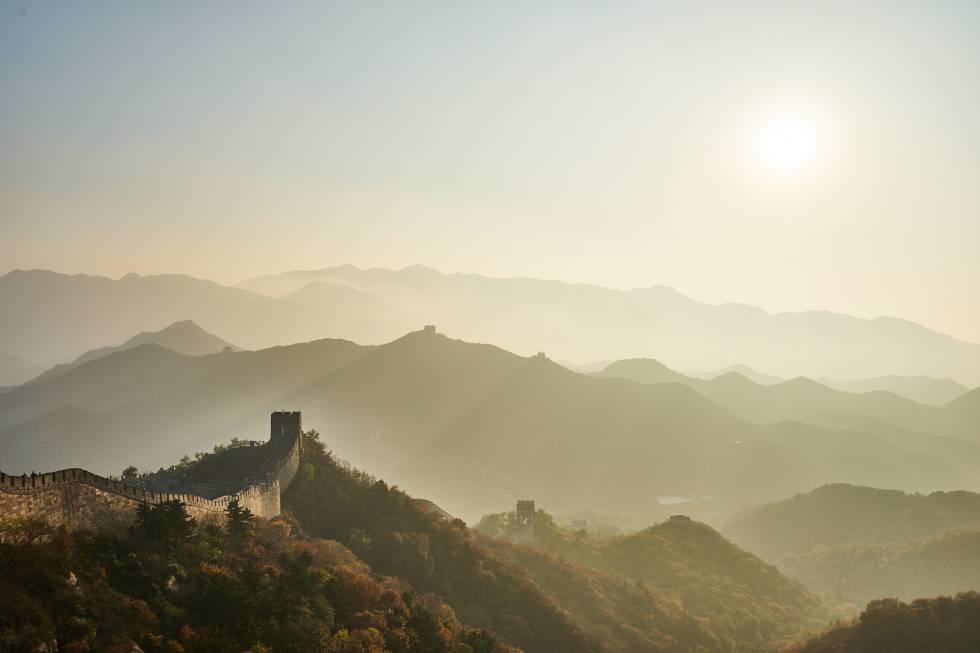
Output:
[0,496,508,653]
[476,508,826,652]
[284,435,598,653]
[798,592,980,653]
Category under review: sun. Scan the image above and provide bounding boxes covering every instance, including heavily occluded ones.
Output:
[756,114,820,175]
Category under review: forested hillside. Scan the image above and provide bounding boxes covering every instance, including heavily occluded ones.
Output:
[477,508,826,651]
[797,593,980,653]
[0,499,508,653]
[724,484,980,608]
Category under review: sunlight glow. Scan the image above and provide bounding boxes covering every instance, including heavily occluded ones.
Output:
[756,114,820,175]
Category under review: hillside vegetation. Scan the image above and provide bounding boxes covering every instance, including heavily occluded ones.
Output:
[798,593,980,653]
[725,484,980,607]
[477,509,826,651]
[0,498,509,653]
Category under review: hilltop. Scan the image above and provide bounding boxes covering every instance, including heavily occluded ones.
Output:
[476,507,826,650]
[820,375,969,407]
[27,320,239,385]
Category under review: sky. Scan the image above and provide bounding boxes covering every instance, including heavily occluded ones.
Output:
[1,1,979,342]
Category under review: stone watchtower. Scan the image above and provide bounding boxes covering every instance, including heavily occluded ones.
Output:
[270,411,302,453]
[516,499,536,529]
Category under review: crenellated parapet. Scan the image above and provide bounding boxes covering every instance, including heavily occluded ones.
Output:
[0,411,305,533]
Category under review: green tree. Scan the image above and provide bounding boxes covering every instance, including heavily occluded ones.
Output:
[225,498,254,545]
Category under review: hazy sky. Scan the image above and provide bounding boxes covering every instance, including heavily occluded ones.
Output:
[2,1,979,341]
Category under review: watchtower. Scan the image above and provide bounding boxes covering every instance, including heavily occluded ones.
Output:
[516,499,536,529]
[270,411,302,452]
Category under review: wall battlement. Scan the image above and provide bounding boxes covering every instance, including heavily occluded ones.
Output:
[0,411,304,533]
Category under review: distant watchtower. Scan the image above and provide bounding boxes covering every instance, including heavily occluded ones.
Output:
[423,324,437,334]
[516,499,536,529]
[270,411,302,453]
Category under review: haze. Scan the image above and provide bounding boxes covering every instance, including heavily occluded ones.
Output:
[2,0,979,343]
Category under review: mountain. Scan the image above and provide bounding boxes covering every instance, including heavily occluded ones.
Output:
[1,427,829,653]
[0,339,372,474]
[723,484,980,561]
[2,328,974,526]
[0,269,408,369]
[27,320,239,384]
[599,358,688,384]
[799,593,980,653]
[292,442,824,653]
[476,508,826,650]
[0,351,44,386]
[723,484,980,608]
[596,359,980,479]
[947,386,980,424]
[784,530,980,607]
[820,375,969,406]
[238,264,980,386]
[701,364,786,385]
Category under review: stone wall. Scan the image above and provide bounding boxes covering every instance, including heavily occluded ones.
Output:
[0,411,304,533]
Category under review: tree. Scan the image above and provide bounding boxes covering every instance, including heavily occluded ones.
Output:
[226,498,255,545]
[121,465,139,481]
[132,500,197,550]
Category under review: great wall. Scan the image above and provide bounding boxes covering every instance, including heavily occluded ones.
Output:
[0,411,304,532]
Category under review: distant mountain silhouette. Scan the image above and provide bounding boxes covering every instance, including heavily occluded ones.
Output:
[238,264,980,385]
[27,320,238,384]
[701,364,786,385]
[724,483,980,560]
[597,358,979,470]
[0,269,408,369]
[820,375,969,406]
[0,339,370,474]
[2,328,976,524]
[946,385,980,423]
[0,350,44,386]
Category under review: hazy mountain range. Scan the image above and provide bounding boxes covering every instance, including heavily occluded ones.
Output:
[26,320,238,385]
[3,266,980,388]
[696,365,968,406]
[1,326,977,524]
[239,264,980,386]
[724,484,980,607]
